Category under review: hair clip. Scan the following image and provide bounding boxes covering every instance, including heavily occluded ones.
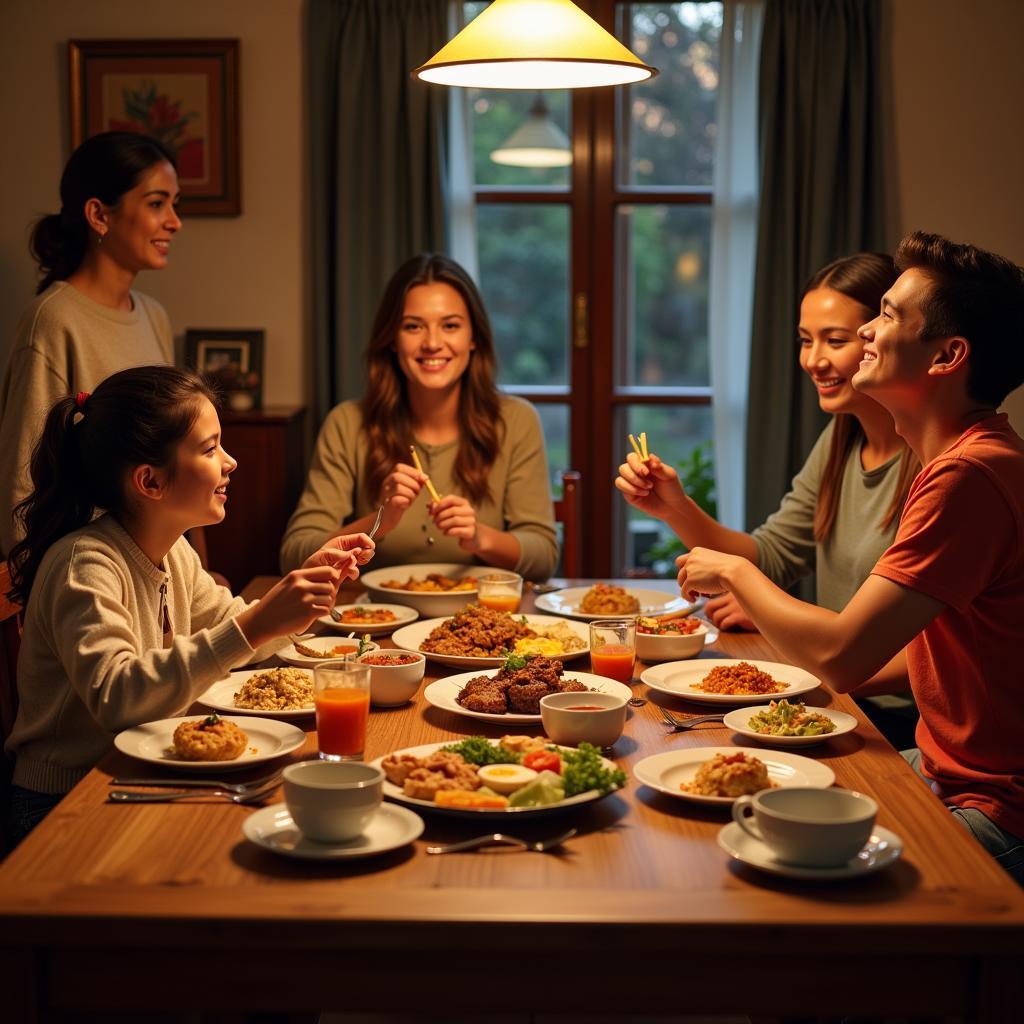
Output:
[75,391,91,413]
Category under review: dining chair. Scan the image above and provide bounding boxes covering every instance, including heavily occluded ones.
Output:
[553,470,581,578]
[0,561,23,857]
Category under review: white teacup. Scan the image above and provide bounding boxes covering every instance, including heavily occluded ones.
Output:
[732,787,877,867]
[282,760,383,843]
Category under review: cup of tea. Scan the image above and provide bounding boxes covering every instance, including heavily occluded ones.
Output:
[589,618,636,684]
[313,661,371,761]
[732,787,878,867]
[283,760,383,843]
[476,571,523,613]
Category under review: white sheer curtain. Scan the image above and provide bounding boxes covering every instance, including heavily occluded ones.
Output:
[708,1,763,530]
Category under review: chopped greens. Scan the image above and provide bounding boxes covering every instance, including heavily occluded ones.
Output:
[560,742,627,796]
[440,736,523,766]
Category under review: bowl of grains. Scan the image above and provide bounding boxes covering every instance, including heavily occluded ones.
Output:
[232,667,315,712]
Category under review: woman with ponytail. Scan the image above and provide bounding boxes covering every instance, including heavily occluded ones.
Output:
[0,132,181,555]
[4,366,373,845]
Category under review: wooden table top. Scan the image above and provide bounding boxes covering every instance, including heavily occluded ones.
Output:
[2,577,1022,1020]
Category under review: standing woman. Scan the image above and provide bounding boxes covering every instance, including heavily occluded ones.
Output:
[281,253,558,581]
[0,131,182,554]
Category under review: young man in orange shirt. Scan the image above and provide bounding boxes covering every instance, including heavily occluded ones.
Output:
[676,232,1024,883]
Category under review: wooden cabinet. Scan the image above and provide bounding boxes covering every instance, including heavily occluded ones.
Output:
[204,406,306,591]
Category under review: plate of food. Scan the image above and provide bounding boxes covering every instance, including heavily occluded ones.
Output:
[369,736,627,817]
[392,605,590,668]
[316,602,418,634]
[534,583,695,622]
[423,657,632,723]
[113,713,306,772]
[277,635,380,667]
[640,659,821,705]
[360,562,479,617]
[722,700,858,747]
[633,746,835,806]
[198,667,317,718]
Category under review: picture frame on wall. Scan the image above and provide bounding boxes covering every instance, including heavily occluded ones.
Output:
[69,38,241,216]
[185,328,264,411]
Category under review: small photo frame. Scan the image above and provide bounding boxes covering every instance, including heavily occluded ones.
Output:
[69,38,241,216]
[185,328,263,411]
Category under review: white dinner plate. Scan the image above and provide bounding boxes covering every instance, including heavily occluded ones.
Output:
[640,659,822,705]
[392,614,590,669]
[243,802,424,861]
[534,586,695,622]
[423,670,632,724]
[277,636,380,667]
[722,705,858,747]
[197,669,316,719]
[717,821,903,879]
[632,746,835,806]
[316,603,419,634]
[369,740,623,817]
[113,715,306,772]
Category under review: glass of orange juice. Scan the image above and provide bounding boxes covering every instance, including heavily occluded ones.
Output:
[313,661,371,761]
[589,618,637,684]
[477,571,523,613]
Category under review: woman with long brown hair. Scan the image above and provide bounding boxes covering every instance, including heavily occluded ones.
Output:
[281,254,558,580]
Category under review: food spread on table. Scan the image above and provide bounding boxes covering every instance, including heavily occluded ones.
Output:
[636,615,703,635]
[337,606,398,624]
[694,661,787,696]
[746,699,837,737]
[679,752,775,797]
[233,668,314,710]
[171,714,248,761]
[578,582,640,615]
[420,604,585,658]
[381,573,477,592]
[455,652,593,715]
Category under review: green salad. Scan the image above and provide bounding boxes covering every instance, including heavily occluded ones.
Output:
[747,699,836,737]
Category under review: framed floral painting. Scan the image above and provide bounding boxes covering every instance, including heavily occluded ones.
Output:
[69,39,240,216]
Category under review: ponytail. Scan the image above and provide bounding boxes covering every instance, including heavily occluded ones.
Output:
[7,366,216,605]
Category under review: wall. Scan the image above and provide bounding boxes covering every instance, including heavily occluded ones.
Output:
[885,0,1024,428]
[0,0,308,408]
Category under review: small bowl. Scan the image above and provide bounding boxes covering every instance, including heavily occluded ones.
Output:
[357,648,426,707]
[635,618,708,662]
[539,690,628,748]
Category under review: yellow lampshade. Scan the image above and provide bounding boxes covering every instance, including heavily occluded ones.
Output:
[413,0,656,90]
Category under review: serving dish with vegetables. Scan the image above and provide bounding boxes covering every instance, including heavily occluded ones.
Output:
[369,736,627,817]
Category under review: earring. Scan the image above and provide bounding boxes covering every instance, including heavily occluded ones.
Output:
[96,233,104,248]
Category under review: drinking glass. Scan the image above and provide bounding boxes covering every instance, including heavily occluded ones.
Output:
[589,618,637,683]
[313,661,371,761]
[477,571,524,613]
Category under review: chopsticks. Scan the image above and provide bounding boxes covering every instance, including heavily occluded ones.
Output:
[628,432,650,460]
[409,445,443,503]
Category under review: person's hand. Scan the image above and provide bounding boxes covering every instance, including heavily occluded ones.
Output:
[307,533,375,574]
[430,494,479,551]
[676,547,745,603]
[614,452,687,521]
[236,565,343,647]
[378,462,427,533]
[704,592,757,632]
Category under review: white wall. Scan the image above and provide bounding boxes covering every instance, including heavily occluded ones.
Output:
[0,0,308,408]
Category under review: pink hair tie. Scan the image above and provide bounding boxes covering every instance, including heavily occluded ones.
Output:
[75,391,91,412]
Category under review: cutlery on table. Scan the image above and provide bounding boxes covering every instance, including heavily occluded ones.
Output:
[108,781,280,805]
[657,705,725,731]
[110,770,283,794]
[330,504,385,622]
[426,827,577,855]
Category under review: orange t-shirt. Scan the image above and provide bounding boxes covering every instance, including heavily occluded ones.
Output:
[872,415,1024,839]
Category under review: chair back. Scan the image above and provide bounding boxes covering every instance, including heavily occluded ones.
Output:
[553,470,582,578]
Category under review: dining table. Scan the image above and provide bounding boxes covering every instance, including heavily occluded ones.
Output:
[1,576,1022,1023]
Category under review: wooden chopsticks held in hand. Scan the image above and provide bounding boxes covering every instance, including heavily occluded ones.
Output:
[409,445,443,503]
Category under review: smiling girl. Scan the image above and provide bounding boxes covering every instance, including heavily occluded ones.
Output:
[4,366,373,845]
[0,133,184,555]
[280,253,558,580]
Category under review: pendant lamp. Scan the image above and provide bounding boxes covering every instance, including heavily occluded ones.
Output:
[413,0,656,90]
[490,94,572,167]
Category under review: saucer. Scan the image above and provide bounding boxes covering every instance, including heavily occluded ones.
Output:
[243,802,424,860]
[717,821,903,879]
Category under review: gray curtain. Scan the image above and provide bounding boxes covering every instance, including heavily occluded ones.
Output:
[744,0,886,529]
[308,0,450,421]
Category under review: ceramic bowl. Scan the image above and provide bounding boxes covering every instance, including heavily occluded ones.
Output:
[360,562,479,618]
[635,618,708,662]
[539,690,628,748]
[358,648,426,706]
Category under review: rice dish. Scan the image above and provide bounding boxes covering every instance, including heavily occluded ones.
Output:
[234,667,314,711]
[680,751,774,797]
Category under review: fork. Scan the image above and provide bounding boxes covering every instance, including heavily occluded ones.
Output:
[107,781,280,805]
[657,705,725,731]
[426,827,577,855]
[330,505,385,622]
[110,769,283,794]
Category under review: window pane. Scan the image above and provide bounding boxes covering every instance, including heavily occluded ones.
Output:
[535,403,570,498]
[617,3,722,187]
[619,404,714,573]
[477,204,570,388]
[616,204,712,387]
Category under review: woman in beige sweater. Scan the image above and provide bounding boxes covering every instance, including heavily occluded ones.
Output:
[4,366,373,846]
